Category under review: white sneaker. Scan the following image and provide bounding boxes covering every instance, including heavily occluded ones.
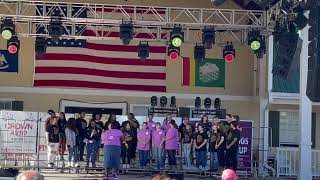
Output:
[126,164,130,168]
[75,163,79,167]
[122,164,127,169]
[67,162,71,167]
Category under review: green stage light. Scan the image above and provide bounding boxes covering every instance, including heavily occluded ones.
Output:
[1,18,15,40]
[250,40,261,51]
[171,36,182,47]
[170,27,184,48]
[1,29,12,40]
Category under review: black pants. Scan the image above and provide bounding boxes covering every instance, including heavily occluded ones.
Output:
[121,144,132,164]
[131,140,137,159]
[77,136,86,160]
[167,150,177,166]
[217,148,225,167]
[225,147,238,171]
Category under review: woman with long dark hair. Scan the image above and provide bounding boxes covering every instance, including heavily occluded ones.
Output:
[163,120,178,169]
[121,123,134,169]
[198,115,211,133]
[58,112,67,160]
[209,124,225,171]
[85,120,102,168]
[194,124,208,171]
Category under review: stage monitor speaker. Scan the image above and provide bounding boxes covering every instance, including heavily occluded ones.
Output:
[12,101,23,111]
[178,107,190,117]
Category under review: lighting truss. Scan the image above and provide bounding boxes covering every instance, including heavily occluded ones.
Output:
[0,0,269,44]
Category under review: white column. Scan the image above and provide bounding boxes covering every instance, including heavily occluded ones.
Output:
[298,22,312,180]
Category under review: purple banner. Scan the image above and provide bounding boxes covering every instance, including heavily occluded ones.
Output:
[238,121,253,170]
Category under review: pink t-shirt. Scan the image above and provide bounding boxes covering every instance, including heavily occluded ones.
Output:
[152,129,164,148]
[147,120,156,133]
[137,129,151,150]
[165,127,178,150]
[102,129,123,146]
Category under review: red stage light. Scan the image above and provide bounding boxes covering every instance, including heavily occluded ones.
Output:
[8,44,18,54]
[225,53,234,62]
[169,51,179,61]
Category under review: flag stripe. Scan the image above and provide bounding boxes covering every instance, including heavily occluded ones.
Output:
[43,47,166,60]
[35,67,166,80]
[86,42,167,53]
[34,80,166,92]
[34,73,165,86]
[190,58,196,86]
[35,60,165,73]
[36,54,166,66]
[183,57,190,86]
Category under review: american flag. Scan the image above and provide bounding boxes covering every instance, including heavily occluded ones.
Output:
[33,5,167,92]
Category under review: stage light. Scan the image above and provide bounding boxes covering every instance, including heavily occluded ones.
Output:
[195,97,201,109]
[168,44,180,61]
[202,26,215,49]
[151,96,158,107]
[223,43,235,63]
[170,96,176,108]
[194,44,205,63]
[48,17,63,41]
[1,18,15,40]
[293,5,308,30]
[248,30,262,51]
[214,98,221,109]
[120,21,133,45]
[35,37,47,56]
[204,97,212,109]
[138,41,149,61]
[7,35,19,54]
[160,96,167,107]
[170,27,184,48]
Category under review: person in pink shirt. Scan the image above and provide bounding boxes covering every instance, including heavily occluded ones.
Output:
[137,122,151,169]
[152,122,165,169]
[102,123,123,180]
[163,120,178,169]
[162,114,172,134]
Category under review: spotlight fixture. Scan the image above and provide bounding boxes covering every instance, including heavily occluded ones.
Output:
[48,17,63,41]
[160,96,167,107]
[151,96,158,107]
[1,18,15,40]
[120,21,133,45]
[202,26,215,49]
[138,41,150,61]
[168,44,180,61]
[7,35,20,54]
[248,30,266,58]
[214,98,221,109]
[170,26,184,48]
[194,44,205,63]
[170,96,176,108]
[293,5,308,30]
[223,42,235,63]
[195,97,201,109]
[35,37,47,56]
[204,97,212,109]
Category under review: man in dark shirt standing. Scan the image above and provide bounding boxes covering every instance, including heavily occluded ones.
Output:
[76,112,87,161]
[225,121,240,171]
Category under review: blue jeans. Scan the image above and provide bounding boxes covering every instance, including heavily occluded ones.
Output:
[104,145,121,169]
[196,151,207,168]
[138,150,149,167]
[68,146,78,163]
[87,142,99,164]
[182,144,191,167]
[153,148,164,169]
[210,152,219,170]
[167,150,177,166]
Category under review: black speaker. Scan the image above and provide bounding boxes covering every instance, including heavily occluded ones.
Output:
[12,101,23,111]
[307,4,320,102]
[178,107,190,117]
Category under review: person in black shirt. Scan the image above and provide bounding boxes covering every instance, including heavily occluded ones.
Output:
[105,114,121,130]
[76,112,87,161]
[193,125,208,171]
[91,113,104,162]
[58,112,67,161]
[85,120,102,168]
[181,123,193,168]
[46,116,60,167]
[120,113,139,161]
[121,123,134,168]
[209,124,225,171]
[225,121,240,171]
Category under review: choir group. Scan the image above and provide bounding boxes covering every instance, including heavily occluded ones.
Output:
[44,110,241,179]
